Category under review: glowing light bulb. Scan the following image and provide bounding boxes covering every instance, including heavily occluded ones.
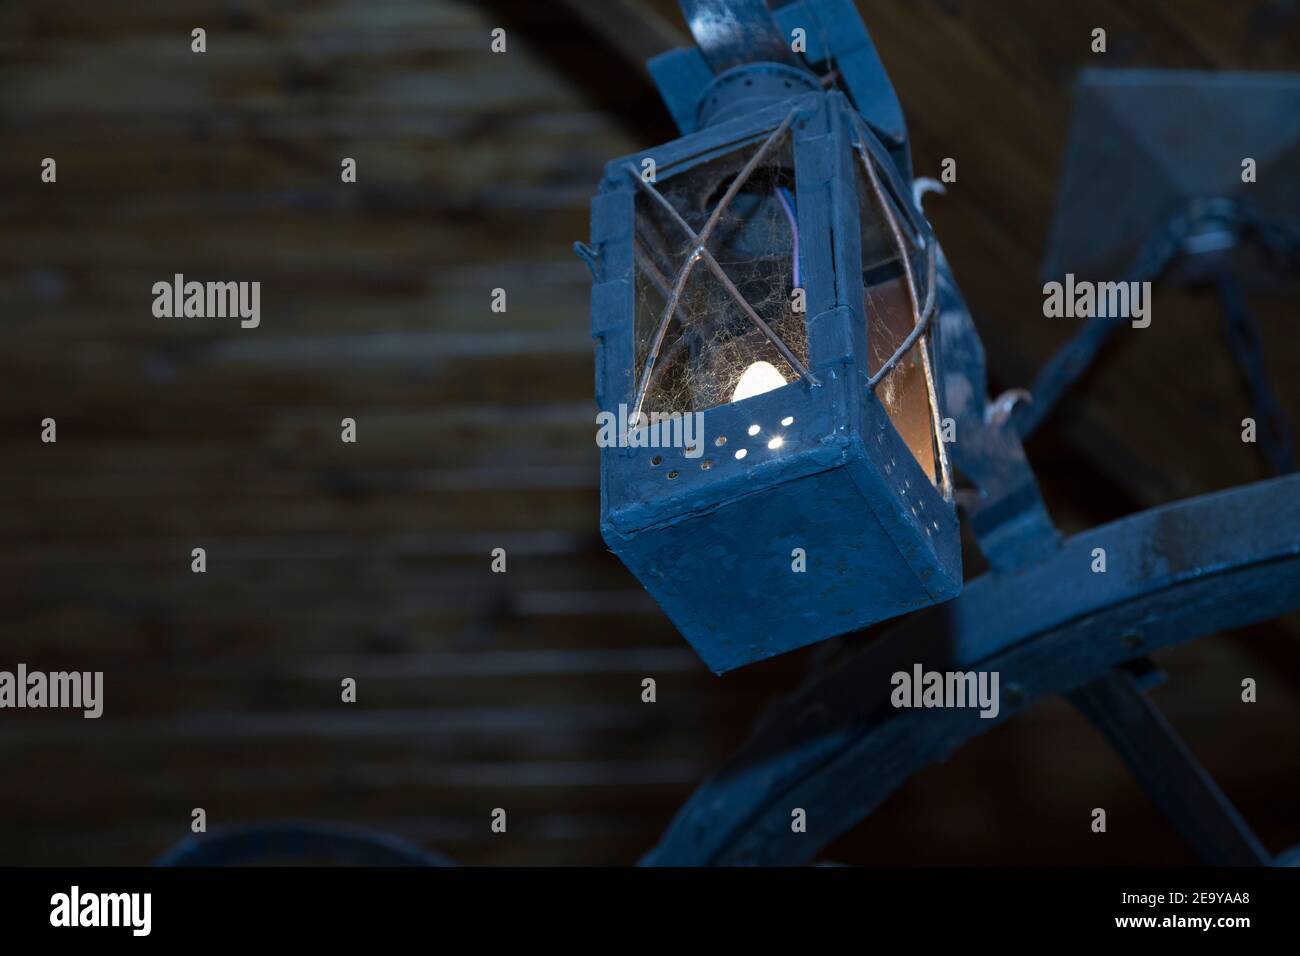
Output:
[731,361,786,403]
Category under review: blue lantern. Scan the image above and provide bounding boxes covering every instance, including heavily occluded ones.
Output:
[578,0,961,673]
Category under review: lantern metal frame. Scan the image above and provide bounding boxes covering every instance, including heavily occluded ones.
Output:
[588,87,960,673]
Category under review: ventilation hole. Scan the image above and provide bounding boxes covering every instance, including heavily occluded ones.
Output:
[700,460,712,470]
[768,437,784,450]
[667,470,679,480]
[747,424,761,436]
[714,436,727,447]
[735,449,748,460]
[650,455,662,466]
[781,416,794,427]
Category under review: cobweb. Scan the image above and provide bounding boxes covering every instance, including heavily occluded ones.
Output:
[628,125,939,488]
[632,132,806,417]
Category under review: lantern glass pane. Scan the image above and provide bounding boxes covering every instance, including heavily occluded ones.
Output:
[856,164,938,485]
[632,133,807,416]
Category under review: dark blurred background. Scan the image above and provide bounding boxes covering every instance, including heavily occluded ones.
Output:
[0,0,1297,865]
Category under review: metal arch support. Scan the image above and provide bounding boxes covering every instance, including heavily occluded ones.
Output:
[1068,669,1270,866]
[678,0,802,73]
[157,823,458,867]
[641,474,1300,865]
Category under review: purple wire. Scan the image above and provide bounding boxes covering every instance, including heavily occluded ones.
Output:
[775,186,800,290]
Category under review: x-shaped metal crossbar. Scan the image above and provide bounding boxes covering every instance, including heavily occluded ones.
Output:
[625,109,952,500]
[624,110,817,422]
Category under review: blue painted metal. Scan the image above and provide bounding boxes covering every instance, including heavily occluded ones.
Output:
[771,0,909,167]
[1217,273,1296,473]
[678,0,801,73]
[587,76,960,672]
[642,474,1300,864]
[650,1,912,177]
[157,823,458,867]
[1040,70,1300,287]
[1021,195,1300,442]
[580,0,973,672]
[1069,669,1271,866]
[931,243,1061,570]
[694,62,820,128]
[646,47,715,135]
[1021,70,1300,441]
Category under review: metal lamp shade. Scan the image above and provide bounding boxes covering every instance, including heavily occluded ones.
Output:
[587,91,960,673]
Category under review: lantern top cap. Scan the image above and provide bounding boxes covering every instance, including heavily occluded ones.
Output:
[695,62,821,128]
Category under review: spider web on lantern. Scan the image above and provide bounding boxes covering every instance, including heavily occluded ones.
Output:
[623,115,948,495]
[630,129,808,418]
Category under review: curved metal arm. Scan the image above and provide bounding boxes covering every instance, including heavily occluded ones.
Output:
[679,0,801,72]
[156,823,458,867]
[642,474,1300,865]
